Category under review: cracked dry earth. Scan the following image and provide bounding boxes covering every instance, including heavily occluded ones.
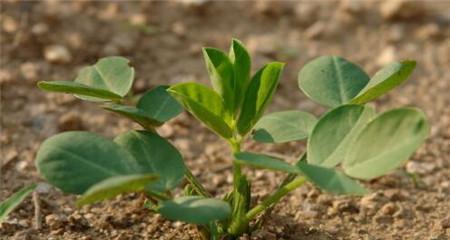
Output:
[1,1,449,239]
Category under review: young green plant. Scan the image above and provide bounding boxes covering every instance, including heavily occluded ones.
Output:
[34,42,428,239]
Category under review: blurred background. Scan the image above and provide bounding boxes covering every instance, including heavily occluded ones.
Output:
[1,1,449,239]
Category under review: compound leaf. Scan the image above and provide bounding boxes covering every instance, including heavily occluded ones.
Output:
[158,196,231,225]
[36,131,141,194]
[351,60,416,104]
[307,105,375,167]
[253,110,317,143]
[298,56,369,108]
[103,103,164,127]
[114,130,186,192]
[229,39,251,112]
[76,174,158,207]
[234,152,299,173]
[203,47,236,113]
[343,108,429,180]
[103,86,183,128]
[237,62,284,135]
[38,57,134,102]
[168,82,233,139]
[137,85,183,123]
[38,81,122,101]
[297,162,368,195]
[74,56,135,101]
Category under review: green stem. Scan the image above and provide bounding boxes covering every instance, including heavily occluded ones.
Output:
[246,176,306,220]
[230,139,242,183]
[227,138,252,236]
[185,168,212,198]
[146,190,170,201]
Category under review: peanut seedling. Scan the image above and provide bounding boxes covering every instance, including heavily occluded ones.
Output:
[32,40,428,239]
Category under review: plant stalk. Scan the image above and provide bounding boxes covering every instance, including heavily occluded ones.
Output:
[246,176,306,220]
[227,138,252,236]
[185,168,212,198]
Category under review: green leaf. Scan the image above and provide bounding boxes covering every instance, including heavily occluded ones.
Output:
[38,57,134,102]
[37,81,123,101]
[307,105,375,167]
[234,152,368,195]
[297,162,368,195]
[351,60,416,104]
[203,47,236,113]
[298,56,369,108]
[76,174,158,207]
[229,39,251,111]
[103,86,183,128]
[234,152,299,174]
[114,130,186,192]
[0,184,37,223]
[158,196,231,225]
[137,85,183,123]
[343,108,429,180]
[253,110,317,143]
[36,131,141,194]
[237,62,285,135]
[74,56,135,101]
[103,104,164,127]
[168,82,233,139]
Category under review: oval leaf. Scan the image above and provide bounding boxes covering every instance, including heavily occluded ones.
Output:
[343,108,429,180]
[36,131,140,194]
[103,104,164,128]
[229,39,251,111]
[298,56,369,108]
[137,85,183,123]
[158,196,231,225]
[203,47,236,113]
[168,82,233,139]
[297,162,368,195]
[235,152,299,174]
[37,81,122,101]
[74,56,135,101]
[237,62,285,135]
[253,110,317,143]
[0,184,37,223]
[351,60,416,104]
[114,130,186,192]
[307,105,375,167]
[76,174,158,207]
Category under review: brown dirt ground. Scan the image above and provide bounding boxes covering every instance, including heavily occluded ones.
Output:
[1,1,449,239]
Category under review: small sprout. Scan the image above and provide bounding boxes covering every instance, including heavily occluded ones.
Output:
[34,40,428,239]
[0,184,37,223]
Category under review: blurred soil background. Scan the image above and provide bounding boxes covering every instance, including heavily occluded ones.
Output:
[1,0,449,239]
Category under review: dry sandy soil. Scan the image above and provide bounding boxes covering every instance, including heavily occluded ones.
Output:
[1,1,449,239]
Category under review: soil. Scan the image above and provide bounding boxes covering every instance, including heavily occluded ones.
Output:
[1,1,449,240]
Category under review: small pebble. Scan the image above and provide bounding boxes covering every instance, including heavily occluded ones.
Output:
[406,161,435,175]
[20,62,39,81]
[2,16,18,33]
[305,21,326,39]
[440,217,450,229]
[379,0,425,20]
[376,46,396,66]
[44,45,72,64]
[294,3,319,26]
[31,23,49,35]
[415,23,441,40]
